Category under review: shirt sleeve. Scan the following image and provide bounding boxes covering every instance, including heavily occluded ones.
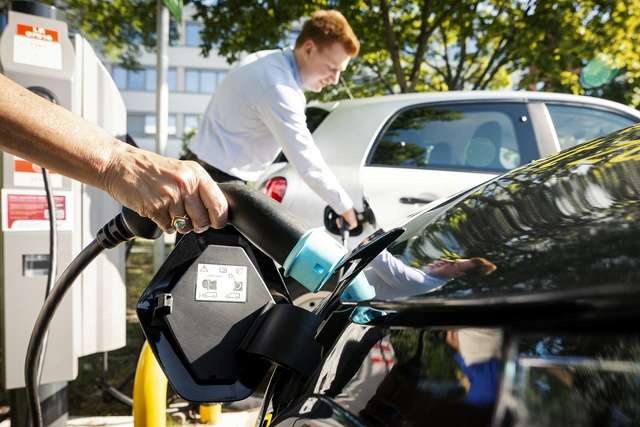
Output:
[365,250,448,296]
[256,84,353,214]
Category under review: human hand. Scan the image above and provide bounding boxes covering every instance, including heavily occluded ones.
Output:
[446,330,459,352]
[340,208,358,230]
[102,144,228,234]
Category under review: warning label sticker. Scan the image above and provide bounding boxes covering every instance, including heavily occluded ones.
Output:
[13,23,63,70]
[1,189,73,231]
[13,157,63,188]
[195,263,248,303]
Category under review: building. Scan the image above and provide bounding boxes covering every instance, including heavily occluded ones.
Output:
[108,6,231,158]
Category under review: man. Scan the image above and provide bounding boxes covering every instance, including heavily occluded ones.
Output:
[0,74,228,233]
[188,10,359,229]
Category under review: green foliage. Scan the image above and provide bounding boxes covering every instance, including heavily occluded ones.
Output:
[30,0,640,105]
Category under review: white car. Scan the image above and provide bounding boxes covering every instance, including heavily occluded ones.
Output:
[257,91,640,244]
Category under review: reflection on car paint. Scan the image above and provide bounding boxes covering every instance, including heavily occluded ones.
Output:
[363,127,640,302]
[308,325,503,426]
[497,333,640,426]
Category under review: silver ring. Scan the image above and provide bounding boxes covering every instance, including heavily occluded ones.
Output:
[171,215,191,231]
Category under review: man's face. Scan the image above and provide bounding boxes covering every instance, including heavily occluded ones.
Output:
[427,259,476,279]
[297,40,351,92]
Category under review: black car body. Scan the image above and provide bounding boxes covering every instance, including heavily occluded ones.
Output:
[259,125,640,427]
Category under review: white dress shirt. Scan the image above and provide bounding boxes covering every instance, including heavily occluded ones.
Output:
[190,48,353,214]
[364,250,448,299]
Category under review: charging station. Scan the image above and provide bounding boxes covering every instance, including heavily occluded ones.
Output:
[0,2,128,425]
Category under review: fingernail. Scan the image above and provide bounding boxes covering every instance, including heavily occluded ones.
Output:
[194,225,210,234]
[166,227,176,234]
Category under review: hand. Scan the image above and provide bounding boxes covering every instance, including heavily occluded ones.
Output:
[340,208,358,230]
[446,330,459,352]
[102,143,228,234]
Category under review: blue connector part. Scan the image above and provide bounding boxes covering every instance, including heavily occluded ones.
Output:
[283,228,348,292]
[283,228,379,304]
[340,273,376,302]
[350,307,387,324]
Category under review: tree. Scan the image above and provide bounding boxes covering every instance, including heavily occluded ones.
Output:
[511,1,640,102]
[15,1,640,104]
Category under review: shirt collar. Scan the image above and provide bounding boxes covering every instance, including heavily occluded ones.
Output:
[283,47,303,89]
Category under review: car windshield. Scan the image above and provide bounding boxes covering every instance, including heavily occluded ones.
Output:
[361,125,640,302]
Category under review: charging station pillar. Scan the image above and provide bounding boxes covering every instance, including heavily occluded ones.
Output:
[0,2,128,425]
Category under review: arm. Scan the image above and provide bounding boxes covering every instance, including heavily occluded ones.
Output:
[256,84,356,224]
[0,74,227,232]
[365,250,448,296]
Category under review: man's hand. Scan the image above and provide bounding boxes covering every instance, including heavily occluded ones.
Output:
[341,207,358,230]
[446,330,460,352]
[103,143,228,234]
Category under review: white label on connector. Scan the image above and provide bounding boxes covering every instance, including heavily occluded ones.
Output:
[195,263,247,303]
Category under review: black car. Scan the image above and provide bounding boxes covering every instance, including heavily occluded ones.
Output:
[140,124,640,427]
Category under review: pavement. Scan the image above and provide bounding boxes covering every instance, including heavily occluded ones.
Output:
[0,410,259,427]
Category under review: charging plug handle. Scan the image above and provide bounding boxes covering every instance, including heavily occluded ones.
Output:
[219,181,305,265]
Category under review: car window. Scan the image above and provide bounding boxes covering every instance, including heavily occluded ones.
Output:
[546,104,637,150]
[306,106,331,133]
[368,103,538,172]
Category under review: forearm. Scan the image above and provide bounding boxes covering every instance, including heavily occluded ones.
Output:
[0,74,118,191]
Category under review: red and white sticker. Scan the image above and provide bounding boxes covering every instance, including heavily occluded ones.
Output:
[13,157,63,188]
[13,23,63,70]
[1,189,73,232]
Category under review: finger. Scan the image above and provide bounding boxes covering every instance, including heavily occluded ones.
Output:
[168,201,191,234]
[184,191,211,233]
[149,209,173,234]
[198,179,228,229]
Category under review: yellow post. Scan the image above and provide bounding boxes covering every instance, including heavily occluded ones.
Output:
[199,403,222,424]
[133,341,168,427]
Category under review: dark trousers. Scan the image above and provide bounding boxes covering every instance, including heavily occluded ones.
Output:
[182,150,245,183]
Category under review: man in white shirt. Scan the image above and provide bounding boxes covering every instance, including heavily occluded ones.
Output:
[188,10,359,229]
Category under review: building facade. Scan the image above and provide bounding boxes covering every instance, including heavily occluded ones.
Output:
[108,7,231,158]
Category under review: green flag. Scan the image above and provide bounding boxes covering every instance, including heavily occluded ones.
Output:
[162,0,183,22]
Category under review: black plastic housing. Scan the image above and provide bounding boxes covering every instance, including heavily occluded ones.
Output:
[137,230,322,402]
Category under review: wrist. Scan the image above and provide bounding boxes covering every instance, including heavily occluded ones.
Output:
[100,139,132,195]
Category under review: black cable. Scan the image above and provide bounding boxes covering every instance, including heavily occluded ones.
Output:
[25,239,104,427]
[42,168,57,299]
[24,208,160,427]
[36,168,57,384]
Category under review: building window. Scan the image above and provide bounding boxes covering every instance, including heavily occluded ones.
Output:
[184,114,200,134]
[185,68,226,94]
[112,67,127,90]
[128,69,145,91]
[186,21,202,47]
[112,67,177,92]
[127,114,146,137]
[144,115,177,136]
[128,113,176,137]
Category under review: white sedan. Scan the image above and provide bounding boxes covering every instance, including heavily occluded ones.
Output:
[256,91,640,244]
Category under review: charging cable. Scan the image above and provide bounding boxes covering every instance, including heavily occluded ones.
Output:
[24,209,160,427]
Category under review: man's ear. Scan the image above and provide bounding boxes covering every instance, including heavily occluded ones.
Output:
[302,39,316,55]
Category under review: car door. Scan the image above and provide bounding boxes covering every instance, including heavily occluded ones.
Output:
[360,102,538,229]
